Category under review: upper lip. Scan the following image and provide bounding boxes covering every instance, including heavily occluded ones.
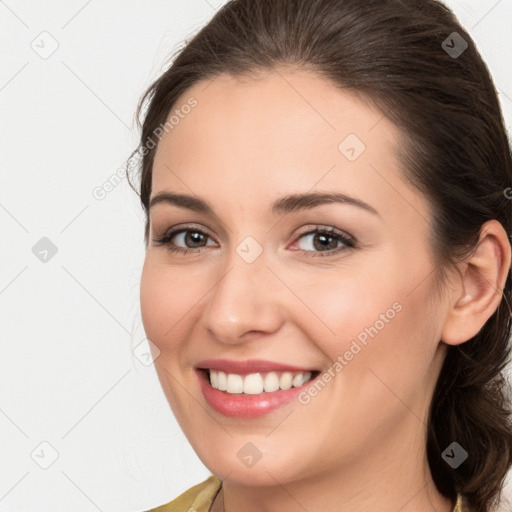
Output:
[196,358,317,375]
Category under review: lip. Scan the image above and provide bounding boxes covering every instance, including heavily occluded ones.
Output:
[196,358,317,375]
[195,359,320,419]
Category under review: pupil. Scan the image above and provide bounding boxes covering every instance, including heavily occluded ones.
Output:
[186,231,205,247]
[314,233,336,251]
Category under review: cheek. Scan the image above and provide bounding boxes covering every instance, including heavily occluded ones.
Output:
[285,254,440,379]
[139,256,208,420]
[139,256,210,350]
[285,269,440,455]
[280,262,400,355]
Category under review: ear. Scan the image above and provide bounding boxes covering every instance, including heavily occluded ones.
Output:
[441,220,512,346]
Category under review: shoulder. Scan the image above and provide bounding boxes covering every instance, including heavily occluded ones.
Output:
[146,475,222,512]
[147,482,471,512]
[454,493,472,512]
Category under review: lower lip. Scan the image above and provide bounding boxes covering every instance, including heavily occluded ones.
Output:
[197,370,315,418]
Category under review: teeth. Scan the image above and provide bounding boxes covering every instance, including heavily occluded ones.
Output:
[226,373,244,394]
[243,373,264,394]
[210,370,218,389]
[293,373,304,387]
[217,371,227,391]
[279,372,293,390]
[263,372,280,392]
[208,370,315,395]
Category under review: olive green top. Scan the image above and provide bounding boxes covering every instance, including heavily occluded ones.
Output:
[146,475,471,511]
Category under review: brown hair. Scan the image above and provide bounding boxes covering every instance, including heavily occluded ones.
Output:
[128,1,512,510]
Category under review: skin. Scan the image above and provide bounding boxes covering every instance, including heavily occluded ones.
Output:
[140,66,511,512]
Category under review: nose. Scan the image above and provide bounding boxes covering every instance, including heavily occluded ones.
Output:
[200,252,285,345]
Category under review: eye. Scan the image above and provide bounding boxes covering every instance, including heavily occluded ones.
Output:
[153,225,216,254]
[153,224,355,258]
[292,226,355,257]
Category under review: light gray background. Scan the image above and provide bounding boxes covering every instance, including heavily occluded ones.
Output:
[1,1,511,510]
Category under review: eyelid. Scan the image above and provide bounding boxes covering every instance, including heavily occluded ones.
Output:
[287,225,355,257]
[292,224,355,244]
[152,223,356,257]
[153,223,218,247]
[154,222,215,239]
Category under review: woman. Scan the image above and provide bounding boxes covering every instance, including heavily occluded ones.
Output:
[128,0,512,510]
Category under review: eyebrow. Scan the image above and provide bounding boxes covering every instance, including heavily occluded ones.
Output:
[149,191,379,216]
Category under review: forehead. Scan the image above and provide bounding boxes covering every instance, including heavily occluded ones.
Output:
[150,67,428,224]
[154,67,395,166]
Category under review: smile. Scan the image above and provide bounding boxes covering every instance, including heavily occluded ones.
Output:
[195,359,321,418]
[208,369,315,394]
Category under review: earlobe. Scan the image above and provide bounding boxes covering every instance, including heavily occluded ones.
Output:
[441,220,511,346]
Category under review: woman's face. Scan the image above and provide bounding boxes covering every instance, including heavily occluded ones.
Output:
[140,67,450,486]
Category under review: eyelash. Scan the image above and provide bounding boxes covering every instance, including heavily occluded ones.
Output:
[153,224,356,258]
